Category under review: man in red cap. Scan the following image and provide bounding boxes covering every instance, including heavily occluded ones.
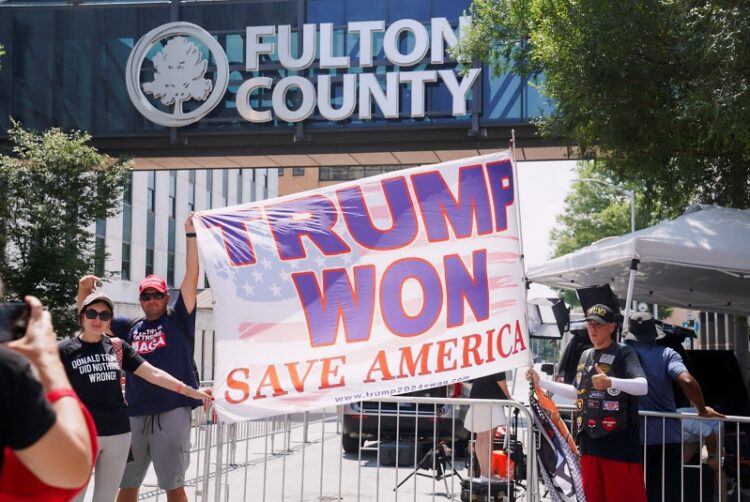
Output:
[78,214,201,502]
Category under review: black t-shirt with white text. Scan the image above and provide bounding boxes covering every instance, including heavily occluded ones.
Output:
[58,336,145,436]
[0,347,57,473]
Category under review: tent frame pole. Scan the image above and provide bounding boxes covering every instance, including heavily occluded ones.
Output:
[621,259,639,338]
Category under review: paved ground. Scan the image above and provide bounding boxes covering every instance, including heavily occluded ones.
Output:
[80,413,532,501]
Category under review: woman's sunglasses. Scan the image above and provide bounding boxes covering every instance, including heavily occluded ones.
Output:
[84,309,113,321]
[139,292,166,301]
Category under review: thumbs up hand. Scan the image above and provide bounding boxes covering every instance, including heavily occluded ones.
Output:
[591,364,612,390]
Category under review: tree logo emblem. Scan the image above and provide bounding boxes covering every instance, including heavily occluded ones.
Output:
[126,22,229,127]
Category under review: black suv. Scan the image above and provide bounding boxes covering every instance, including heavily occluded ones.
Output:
[340,382,471,454]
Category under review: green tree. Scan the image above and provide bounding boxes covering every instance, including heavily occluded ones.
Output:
[0,122,130,335]
[549,162,678,258]
[456,0,750,211]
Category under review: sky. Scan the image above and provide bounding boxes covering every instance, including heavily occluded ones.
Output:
[515,160,578,299]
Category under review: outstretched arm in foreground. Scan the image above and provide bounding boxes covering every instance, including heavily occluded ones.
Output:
[9,297,93,488]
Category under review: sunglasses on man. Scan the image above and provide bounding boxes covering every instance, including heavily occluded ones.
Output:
[84,309,113,321]
[139,291,166,302]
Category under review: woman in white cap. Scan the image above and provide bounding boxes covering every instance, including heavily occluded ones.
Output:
[58,290,212,502]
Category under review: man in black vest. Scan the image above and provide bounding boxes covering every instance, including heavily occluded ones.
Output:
[528,304,649,502]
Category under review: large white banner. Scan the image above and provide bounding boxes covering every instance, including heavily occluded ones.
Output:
[195,152,529,422]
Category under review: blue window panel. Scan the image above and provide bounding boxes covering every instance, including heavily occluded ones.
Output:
[482,68,524,121]
[432,0,472,18]
[226,35,244,64]
[346,0,385,21]
[387,0,429,22]
[307,0,344,24]
[526,74,554,118]
[182,2,296,31]
[224,70,246,110]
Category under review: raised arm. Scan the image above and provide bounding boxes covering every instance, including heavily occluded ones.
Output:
[133,361,212,403]
[76,275,99,313]
[8,297,94,488]
[180,212,199,314]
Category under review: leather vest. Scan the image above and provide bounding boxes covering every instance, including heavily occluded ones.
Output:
[573,343,634,439]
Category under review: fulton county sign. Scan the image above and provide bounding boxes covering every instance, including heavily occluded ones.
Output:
[125,18,480,128]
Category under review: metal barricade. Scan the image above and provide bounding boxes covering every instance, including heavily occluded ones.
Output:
[125,395,750,502]
[134,397,539,501]
[555,404,750,502]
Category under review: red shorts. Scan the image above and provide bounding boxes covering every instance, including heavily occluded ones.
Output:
[580,454,647,502]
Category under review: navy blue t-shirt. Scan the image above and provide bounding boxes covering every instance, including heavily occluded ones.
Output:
[112,294,200,416]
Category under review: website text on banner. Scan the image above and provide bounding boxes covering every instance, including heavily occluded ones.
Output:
[195,151,529,422]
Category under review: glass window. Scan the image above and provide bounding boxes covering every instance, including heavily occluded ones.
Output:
[292,167,304,176]
[145,248,154,277]
[250,169,257,202]
[121,242,131,281]
[94,218,106,277]
[278,168,284,177]
[236,169,243,203]
[206,171,213,209]
[146,211,155,276]
[188,170,196,212]
[167,218,175,287]
[123,171,133,205]
[167,253,175,288]
[169,171,176,218]
[121,172,132,280]
[147,171,156,213]
[222,169,229,207]
[319,165,405,181]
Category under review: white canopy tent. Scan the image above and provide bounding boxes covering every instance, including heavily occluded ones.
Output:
[527,205,750,317]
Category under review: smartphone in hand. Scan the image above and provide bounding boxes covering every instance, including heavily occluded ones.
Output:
[0,302,30,343]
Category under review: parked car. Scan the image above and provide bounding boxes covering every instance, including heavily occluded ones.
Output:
[340,382,470,454]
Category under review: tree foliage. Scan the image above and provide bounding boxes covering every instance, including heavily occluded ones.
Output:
[549,161,677,311]
[0,122,130,336]
[456,0,750,210]
[550,162,679,258]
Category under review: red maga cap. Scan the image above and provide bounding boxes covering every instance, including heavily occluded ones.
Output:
[138,275,168,294]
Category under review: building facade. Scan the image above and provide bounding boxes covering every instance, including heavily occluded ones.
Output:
[0,0,565,378]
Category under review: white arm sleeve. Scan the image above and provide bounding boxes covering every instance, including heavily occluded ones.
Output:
[538,379,578,400]
[609,376,648,396]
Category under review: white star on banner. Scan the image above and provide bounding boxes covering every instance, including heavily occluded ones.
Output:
[251,269,263,282]
[242,282,254,296]
[261,257,272,270]
[270,283,282,297]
